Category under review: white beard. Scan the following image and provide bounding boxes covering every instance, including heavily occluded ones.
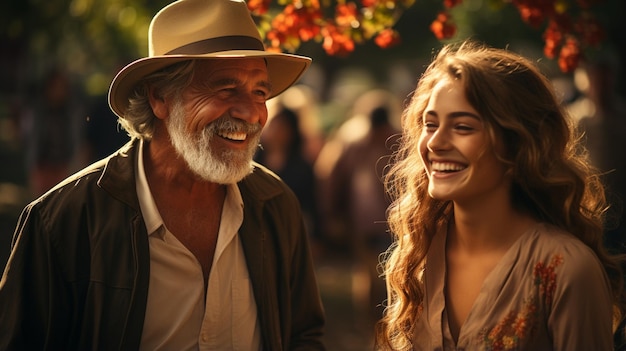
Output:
[166,99,262,184]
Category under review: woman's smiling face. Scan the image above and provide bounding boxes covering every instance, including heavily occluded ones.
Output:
[418,77,511,205]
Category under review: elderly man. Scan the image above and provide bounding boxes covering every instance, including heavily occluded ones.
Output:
[0,0,325,349]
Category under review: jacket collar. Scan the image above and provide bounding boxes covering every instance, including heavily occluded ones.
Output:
[98,139,141,210]
[240,162,285,202]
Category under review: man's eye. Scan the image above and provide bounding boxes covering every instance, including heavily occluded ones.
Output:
[254,89,269,98]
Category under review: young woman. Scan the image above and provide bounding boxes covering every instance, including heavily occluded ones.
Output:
[376,41,624,350]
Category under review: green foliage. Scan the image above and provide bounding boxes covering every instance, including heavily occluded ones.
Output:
[1,0,621,96]
[2,0,169,95]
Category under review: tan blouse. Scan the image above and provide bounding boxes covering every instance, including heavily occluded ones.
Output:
[412,223,614,351]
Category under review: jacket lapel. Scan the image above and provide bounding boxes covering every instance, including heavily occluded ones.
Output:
[239,164,285,350]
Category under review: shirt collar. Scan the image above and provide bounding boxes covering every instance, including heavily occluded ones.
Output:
[135,139,244,237]
[135,139,164,236]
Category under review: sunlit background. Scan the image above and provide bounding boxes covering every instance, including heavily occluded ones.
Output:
[1,0,625,349]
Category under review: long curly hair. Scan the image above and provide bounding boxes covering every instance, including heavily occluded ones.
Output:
[375,40,624,350]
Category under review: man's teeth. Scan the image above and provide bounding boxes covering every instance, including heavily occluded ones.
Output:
[218,131,247,141]
[431,162,466,172]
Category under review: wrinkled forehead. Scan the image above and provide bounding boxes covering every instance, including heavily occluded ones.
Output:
[190,58,270,88]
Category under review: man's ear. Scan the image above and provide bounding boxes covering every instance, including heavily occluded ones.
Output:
[147,86,169,120]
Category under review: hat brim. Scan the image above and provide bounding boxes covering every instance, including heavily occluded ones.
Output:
[108,50,311,118]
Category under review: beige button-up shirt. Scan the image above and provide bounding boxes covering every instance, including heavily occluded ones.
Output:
[136,140,261,351]
[413,223,613,350]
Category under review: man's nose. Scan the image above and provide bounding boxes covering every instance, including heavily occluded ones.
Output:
[228,96,265,126]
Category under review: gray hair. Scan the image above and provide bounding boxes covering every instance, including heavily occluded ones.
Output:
[118,60,195,139]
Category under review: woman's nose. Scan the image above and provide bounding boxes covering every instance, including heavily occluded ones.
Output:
[426,129,450,151]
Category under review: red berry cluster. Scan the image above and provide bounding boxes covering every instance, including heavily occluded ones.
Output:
[514,0,605,72]
[248,0,407,56]
[248,0,606,72]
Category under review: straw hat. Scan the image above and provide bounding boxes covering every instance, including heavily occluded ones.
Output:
[108,0,312,118]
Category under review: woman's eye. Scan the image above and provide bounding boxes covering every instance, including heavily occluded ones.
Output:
[455,124,474,131]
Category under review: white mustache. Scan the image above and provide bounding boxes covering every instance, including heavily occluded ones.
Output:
[206,116,262,135]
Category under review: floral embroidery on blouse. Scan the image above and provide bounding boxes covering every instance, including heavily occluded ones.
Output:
[478,254,564,351]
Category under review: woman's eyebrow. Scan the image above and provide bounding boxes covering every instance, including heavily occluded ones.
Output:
[425,110,481,120]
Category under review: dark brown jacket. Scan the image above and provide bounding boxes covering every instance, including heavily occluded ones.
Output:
[0,140,325,350]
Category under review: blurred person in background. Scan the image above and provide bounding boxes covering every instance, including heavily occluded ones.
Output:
[574,55,626,351]
[254,106,321,248]
[574,55,626,258]
[20,67,87,197]
[316,89,400,325]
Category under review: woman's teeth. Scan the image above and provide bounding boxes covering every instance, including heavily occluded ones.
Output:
[431,161,466,172]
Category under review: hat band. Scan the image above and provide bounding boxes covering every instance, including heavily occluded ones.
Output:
[165,35,265,55]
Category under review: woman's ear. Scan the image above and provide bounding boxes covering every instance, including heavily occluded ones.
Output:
[147,86,169,120]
